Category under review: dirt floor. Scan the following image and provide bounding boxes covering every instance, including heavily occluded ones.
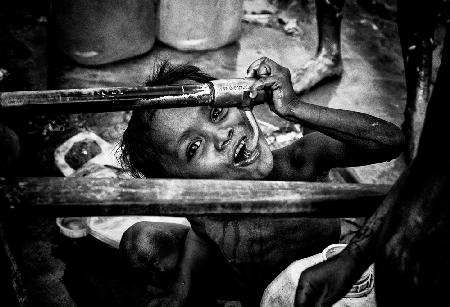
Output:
[0,0,448,306]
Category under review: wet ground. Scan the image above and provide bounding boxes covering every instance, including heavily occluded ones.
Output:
[0,0,448,305]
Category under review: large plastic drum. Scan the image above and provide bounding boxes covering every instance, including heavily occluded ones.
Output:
[50,0,156,65]
[157,0,243,51]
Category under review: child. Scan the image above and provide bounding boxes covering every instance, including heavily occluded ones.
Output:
[119,57,404,306]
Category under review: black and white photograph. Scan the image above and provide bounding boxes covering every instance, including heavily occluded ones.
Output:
[1,0,450,306]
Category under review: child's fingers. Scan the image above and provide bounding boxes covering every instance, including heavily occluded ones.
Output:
[247,56,280,77]
[249,76,282,98]
[247,57,290,81]
[257,63,271,78]
[259,57,287,75]
[246,57,266,78]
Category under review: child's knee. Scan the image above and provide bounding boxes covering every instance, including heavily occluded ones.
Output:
[120,221,155,269]
[119,221,188,271]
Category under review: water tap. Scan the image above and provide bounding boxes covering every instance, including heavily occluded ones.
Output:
[209,79,263,154]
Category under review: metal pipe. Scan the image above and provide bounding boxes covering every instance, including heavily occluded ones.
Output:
[0,84,213,113]
[0,79,266,113]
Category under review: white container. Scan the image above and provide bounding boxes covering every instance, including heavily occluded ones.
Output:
[157,0,243,51]
[56,217,89,238]
[50,0,156,65]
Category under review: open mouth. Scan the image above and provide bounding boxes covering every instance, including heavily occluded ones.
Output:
[233,136,260,167]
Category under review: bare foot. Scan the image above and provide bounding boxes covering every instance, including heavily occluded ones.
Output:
[291,51,343,94]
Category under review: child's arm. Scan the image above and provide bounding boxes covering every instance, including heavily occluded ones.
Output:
[247,57,404,175]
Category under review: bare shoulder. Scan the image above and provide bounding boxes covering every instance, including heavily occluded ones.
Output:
[268,134,325,181]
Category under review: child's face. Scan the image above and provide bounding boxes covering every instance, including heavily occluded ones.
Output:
[148,105,273,179]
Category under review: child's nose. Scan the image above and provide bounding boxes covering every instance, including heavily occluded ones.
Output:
[215,128,234,151]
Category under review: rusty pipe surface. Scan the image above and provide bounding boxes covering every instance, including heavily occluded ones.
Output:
[0,79,266,113]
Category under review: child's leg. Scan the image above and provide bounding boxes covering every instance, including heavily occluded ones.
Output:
[120,221,254,306]
[397,0,435,163]
[119,221,190,280]
[291,0,344,94]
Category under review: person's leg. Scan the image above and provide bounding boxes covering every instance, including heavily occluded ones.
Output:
[375,19,450,307]
[397,0,435,164]
[291,0,344,94]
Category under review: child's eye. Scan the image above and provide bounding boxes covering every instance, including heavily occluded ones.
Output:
[186,140,202,160]
[210,108,225,122]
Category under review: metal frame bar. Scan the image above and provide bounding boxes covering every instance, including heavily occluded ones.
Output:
[1,177,388,217]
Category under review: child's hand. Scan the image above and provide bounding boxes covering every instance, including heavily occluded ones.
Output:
[247,57,297,118]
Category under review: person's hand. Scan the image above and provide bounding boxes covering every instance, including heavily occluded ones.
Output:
[295,251,360,307]
[246,57,297,118]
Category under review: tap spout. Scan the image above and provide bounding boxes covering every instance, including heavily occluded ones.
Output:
[239,108,260,153]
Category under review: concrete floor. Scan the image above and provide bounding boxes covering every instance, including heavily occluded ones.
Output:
[0,0,447,306]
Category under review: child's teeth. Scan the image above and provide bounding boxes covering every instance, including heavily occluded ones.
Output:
[235,140,244,158]
[235,139,246,158]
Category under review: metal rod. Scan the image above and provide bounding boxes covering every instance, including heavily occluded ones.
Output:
[0,84,213,113]
[0,177,389,218]
[0,79,266,114]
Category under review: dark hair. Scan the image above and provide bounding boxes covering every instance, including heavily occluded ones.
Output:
[120,60,215,178]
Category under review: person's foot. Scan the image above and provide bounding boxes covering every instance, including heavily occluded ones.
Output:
[291,51,343,94]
